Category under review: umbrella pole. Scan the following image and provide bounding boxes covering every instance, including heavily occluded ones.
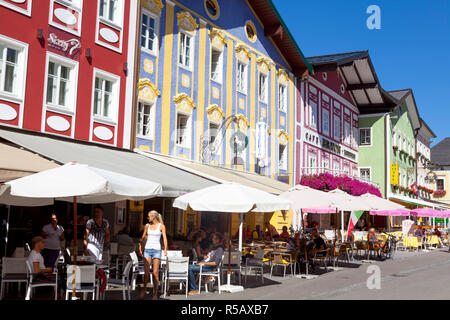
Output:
[72,196,77,299]
[238,213,244,252]
[4,205,10,257]
[227,214,232,287]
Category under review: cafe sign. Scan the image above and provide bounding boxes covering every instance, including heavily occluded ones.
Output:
[47,27,81,60]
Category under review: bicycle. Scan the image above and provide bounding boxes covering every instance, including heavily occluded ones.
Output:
[380,233,397,260]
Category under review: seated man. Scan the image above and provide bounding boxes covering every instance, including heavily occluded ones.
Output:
[368,228,386,253]
[414,225,426,248]
[28,236,56,283]
[187,233,224,295]
[252,225,262,241]
[306,229,327,270]
[279,226,290,240]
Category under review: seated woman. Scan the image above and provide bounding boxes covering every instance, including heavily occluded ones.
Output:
[279,226,290,240]
[28,236,56,282]
[433,228,444,247]
[186,233,224,295]
[192,233,203,261]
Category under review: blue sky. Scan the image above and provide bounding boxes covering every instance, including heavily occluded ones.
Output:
[273,0,449,146]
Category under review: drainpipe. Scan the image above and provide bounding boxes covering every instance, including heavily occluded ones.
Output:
[130,2,142,150]
[385,113,391,230]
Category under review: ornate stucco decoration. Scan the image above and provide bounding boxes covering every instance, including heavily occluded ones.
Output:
[257,57,270,75]
[138,78,160,101]
[277,68,289,86]
[173,93,196,113]
[278,129,289,145]
[141,0,164,15]
[206,104,225,123]
[177,11,199,33]
[208,28,227,51]
[234,113,250,130]
[235,43,250,64]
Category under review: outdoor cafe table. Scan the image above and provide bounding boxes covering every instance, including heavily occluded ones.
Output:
[403,236,421,249]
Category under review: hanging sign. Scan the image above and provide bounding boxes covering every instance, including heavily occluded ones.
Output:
[47,27,81,60]
[391,163,399,185]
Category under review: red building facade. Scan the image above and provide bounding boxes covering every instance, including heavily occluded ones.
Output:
[0,0,137,148]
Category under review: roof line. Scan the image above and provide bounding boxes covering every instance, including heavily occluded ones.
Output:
[266,0,313,74]
[306,50,369,60]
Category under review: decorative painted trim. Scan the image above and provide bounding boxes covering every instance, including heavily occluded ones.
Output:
[235,43,250,64]
[235,113,249,130]
[244,20,257,43]
[203,0,220,20]
[173,93,196,113]
[141,0,164,15]
[176,11,199,33]
[206,104,225,122]
[138,78,160,101]
[208,27,226,51]
[257,57,270,75]
[277,68,289,86]
[278,129,289,145]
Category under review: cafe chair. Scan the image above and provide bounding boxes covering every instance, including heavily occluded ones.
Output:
[105,260,133,300]
[198,254,223,294]
[221,251,242,286]
[242,249,265,285]
[312,249,329,272]
[270,253,294,279]
[25,260,58,300]
[129,251,147,291]
[0,257,28,299]
[191,248,199,264]
[65,265,96,300]
[163,257,189,298]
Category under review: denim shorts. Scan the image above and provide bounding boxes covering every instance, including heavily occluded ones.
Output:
[144,249,161,259]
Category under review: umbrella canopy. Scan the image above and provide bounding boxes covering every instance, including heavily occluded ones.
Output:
[359,193,405,211]
[411,208,443,217]
[370,209,410,216]
[0,162,162,205]
[173,182,292,213]
[279,185,335,214]
[327,189,373,212]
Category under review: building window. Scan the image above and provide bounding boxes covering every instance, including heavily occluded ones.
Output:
[344,122,351,144]
[352,126,358,148]
[359,128,371,145]
[245,21,257,42]
[436,179,444,191]
[204,0,220,20]
[278,84,287,112]
[45,56,77,111]
[279,144,287,170]
[322,109,330,135]
[310,100,317,129]
[208,122,221,154]
[92,70,119,121]
[334,116,341,140]
[392,131,397,146]
[176,113,191,148]
[136,101,154,139]
[210,48,222,83]
[99,0,121,25]
[236,61,247,94]
[0,45,18,95]
[141,11,158,54]
[258,72,268,103]
[322,157,330,171]
[179,32,193,70]
[360,168,371,182]
[308,154,317,174]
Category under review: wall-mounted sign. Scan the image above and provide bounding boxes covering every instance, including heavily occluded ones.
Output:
[321,138,341,155]
[343,150,356,160]
[391,163,399,185]
[47,27,81,60]
[230,131,248,153]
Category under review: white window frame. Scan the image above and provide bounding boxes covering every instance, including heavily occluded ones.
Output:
[279,143,288,171]
[322,109,330,136]
[0,0,32,16]
[359,127,372,146]
[236,60,247,95]
[91,68,120,124]
[258,71,268,103]
[175,111,192,149]
[210,47,223,84]
[136,99,156,140]
[334,115,341,140]
[344,122,351,145]
[359,167,371,182]
[0,35,28,103]
[178,30,194,71]
[309,100,317,129]
[208,120,221,155]
[352,126,358,148]
[322,156,330,171]
[98,0,123,28]
[49,0,83,37]
[140,9,159,56]
[278,83,287,112]
[308,154,317,174]
[43,52,78,114]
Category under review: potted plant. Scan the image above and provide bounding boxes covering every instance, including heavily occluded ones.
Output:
[434,190,446,197]
[393,145,399,151]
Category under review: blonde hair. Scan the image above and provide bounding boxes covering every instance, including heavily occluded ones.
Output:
[148,210,163,224]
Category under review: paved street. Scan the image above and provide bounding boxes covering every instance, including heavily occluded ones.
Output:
[165,249,450,300]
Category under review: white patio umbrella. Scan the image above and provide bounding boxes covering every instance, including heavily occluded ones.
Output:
[173,182,292,293]
[279,185,336,231]
[359,193,405,211]
[0,162,162,298]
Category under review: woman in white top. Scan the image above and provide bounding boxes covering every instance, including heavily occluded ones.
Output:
[139,210,167,299]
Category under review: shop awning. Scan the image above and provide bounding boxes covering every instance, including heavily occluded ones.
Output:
[389,195,448,210]
[0,128,217,196]
[0,141,59,183]
[138,151,290,195]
